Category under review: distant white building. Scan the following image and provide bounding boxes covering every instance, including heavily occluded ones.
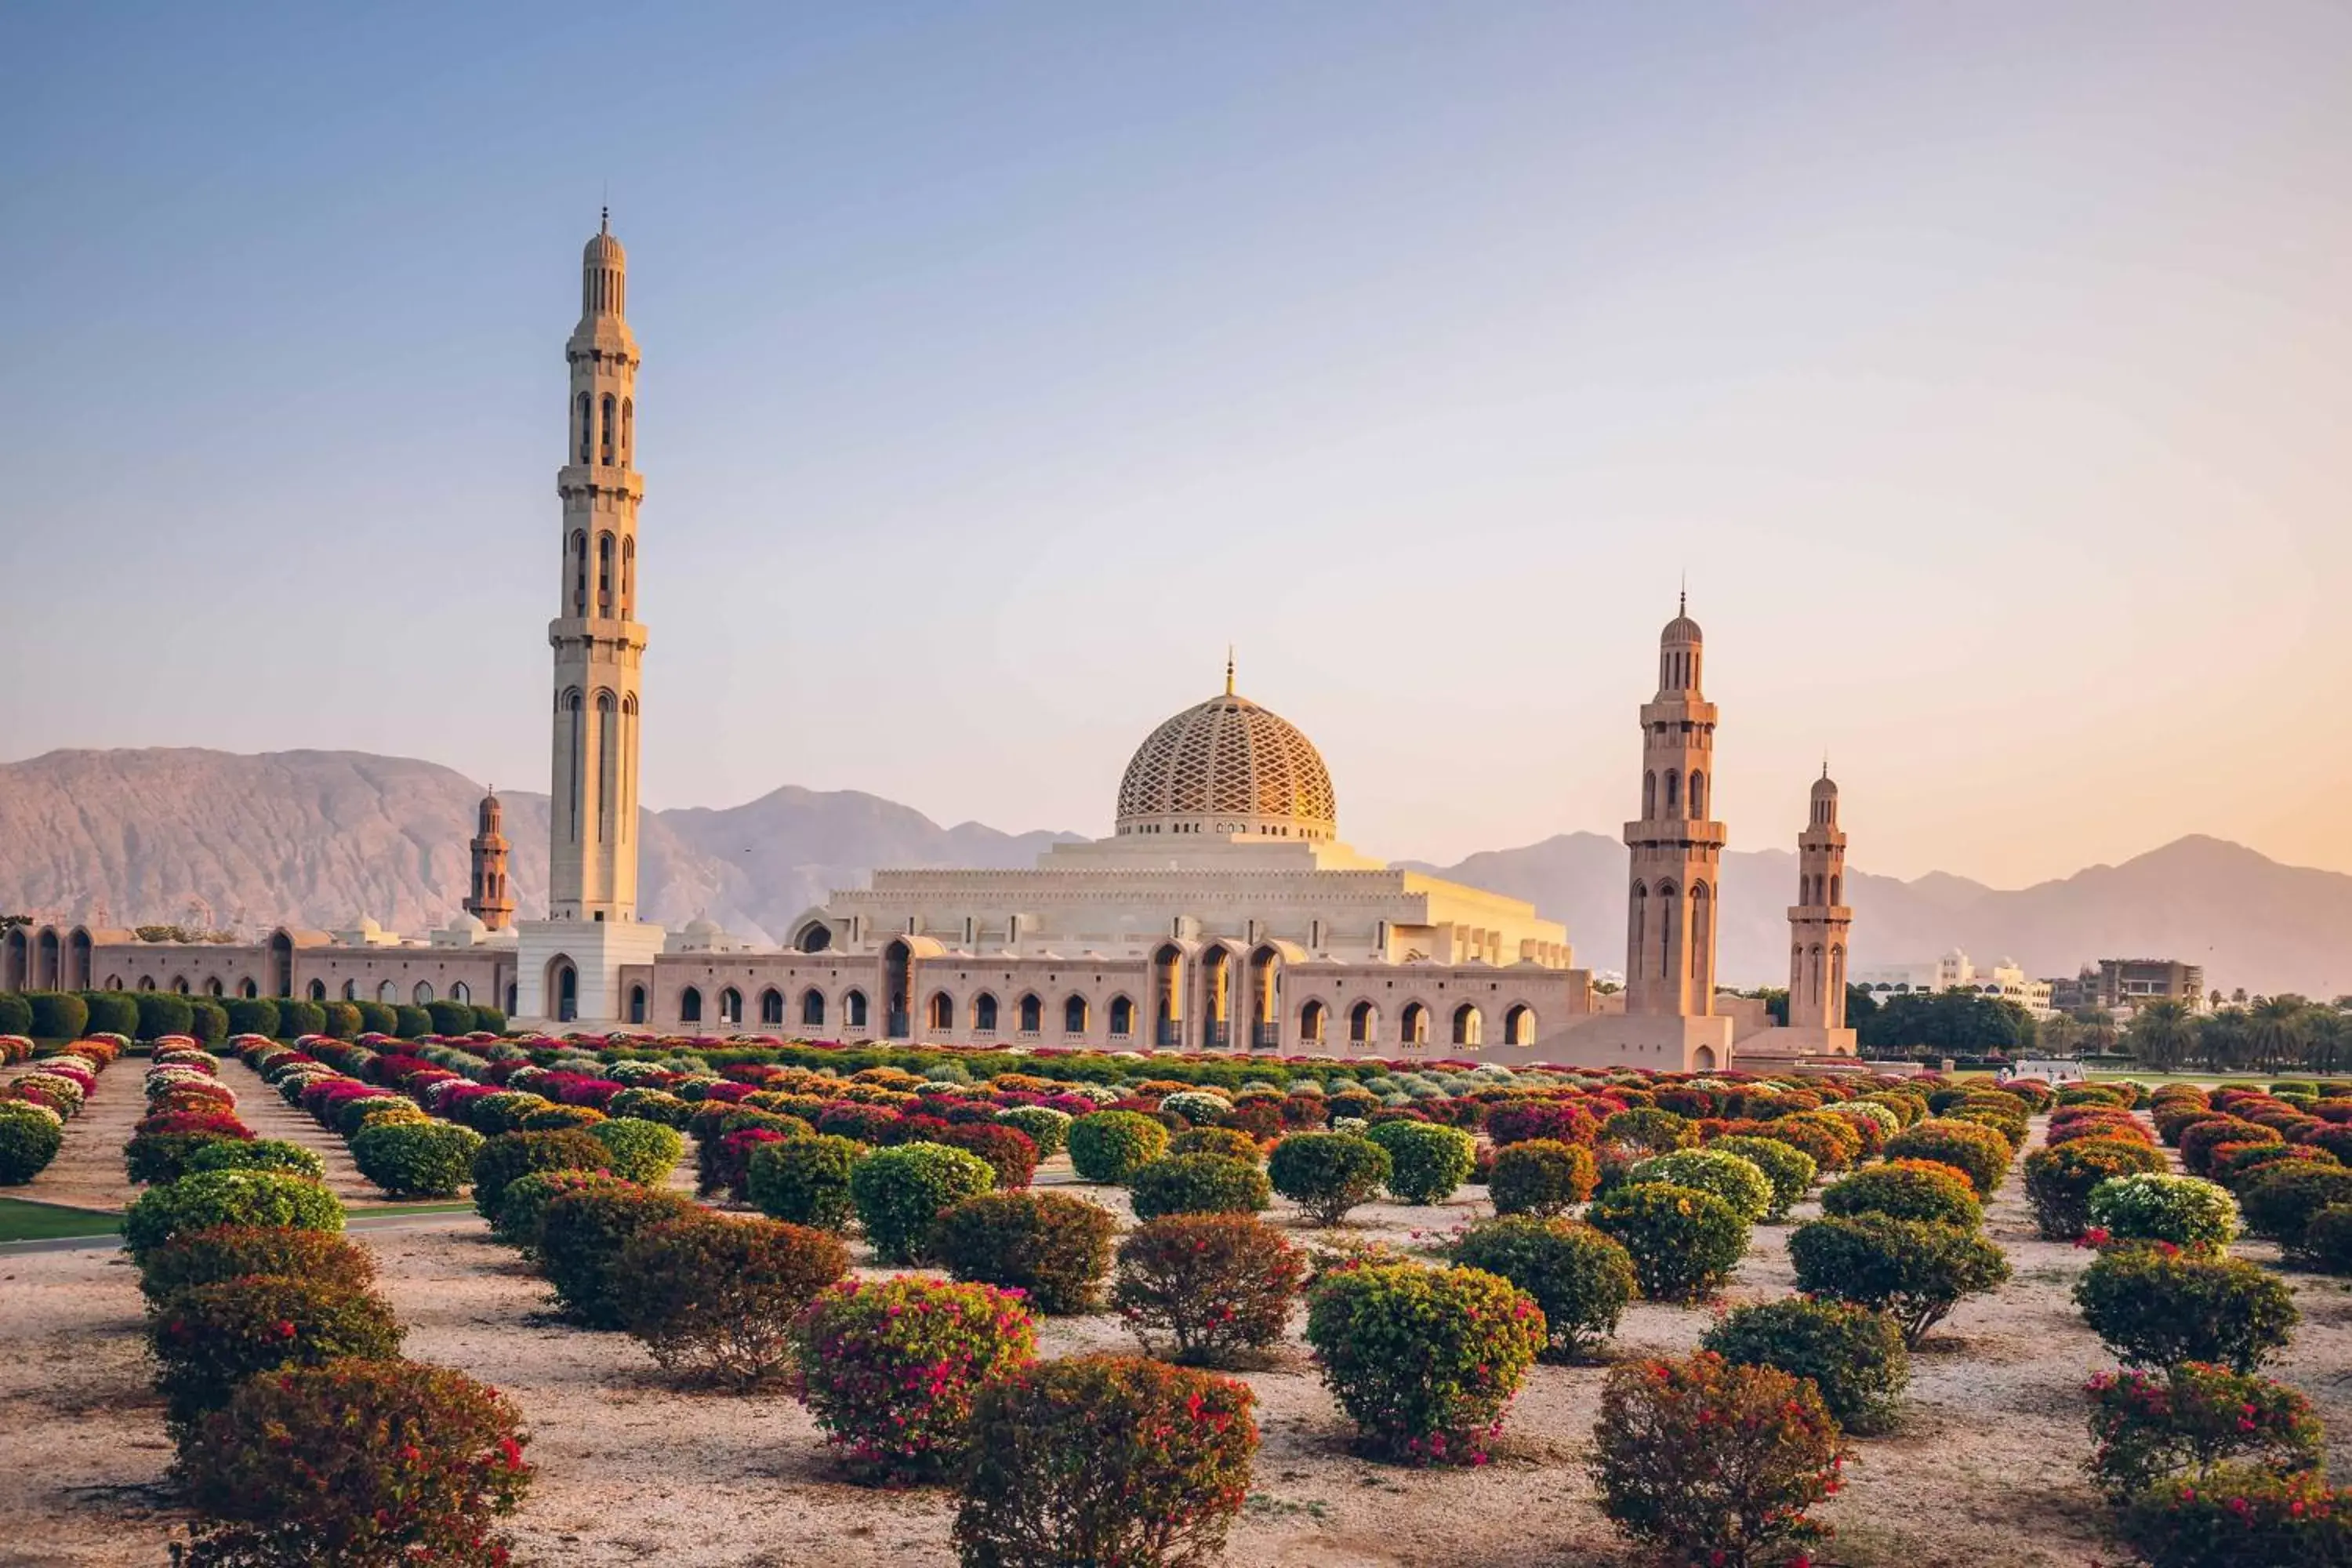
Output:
[1853,949,2054,1019]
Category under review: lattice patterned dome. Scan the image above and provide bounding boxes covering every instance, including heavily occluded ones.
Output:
[1115,689,1338,840]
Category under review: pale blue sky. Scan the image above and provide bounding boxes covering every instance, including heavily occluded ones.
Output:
[4,2,2348,883]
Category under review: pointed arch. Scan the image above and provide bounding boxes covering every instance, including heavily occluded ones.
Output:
[1451,1003,1483,1047]
[1018,993,1043,1035]
[798,988,825,1027]
[1299,998,1328,1046]
[841,989,868,1030]
[678,985,703,1024]
[1062,993,1090,1036]
[1107,995,1134,1040]
[759,988,785,1026]
[974,993,1000,1036]
[1504,1003,1536,1047]
[1348,1000,1377,1046]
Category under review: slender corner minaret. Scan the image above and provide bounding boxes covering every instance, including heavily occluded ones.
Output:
[1623,596,1726,1016]
[464,790,515,931]
[1786,766,1851,1032]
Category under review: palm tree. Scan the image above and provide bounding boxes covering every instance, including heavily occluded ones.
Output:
[2249,996,2310,1073]
[2127,1000,2195,1073]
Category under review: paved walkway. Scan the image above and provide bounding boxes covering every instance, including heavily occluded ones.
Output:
[208,1055,393,1210]
[3,1056,148,1213]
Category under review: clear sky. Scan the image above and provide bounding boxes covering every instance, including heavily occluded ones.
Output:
[4,2,2347,886]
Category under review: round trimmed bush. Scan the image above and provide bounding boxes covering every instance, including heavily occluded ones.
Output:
[1305,1262,1546,1465]
[1600,1106,1694,1152]
[517,1103,604,1132]
[1588,1183,1750,1301]
[1786,1214,2011,1346]
[1450,1216,1635,1362]
[2179,1116,2280,1178]
[1069,1111,1171,1183]
[147,1274,403,1436]
[848,1141,996,1264]
[1128,1152,1272,1222]
[1820,1160,1983,1229]
[469,1128,610,1222]
[122,1169,342,1263]
[788,1276,1037,1483]
[136,1225,376,1311]
[612,1210,848,1386]
[350,1120,484,1199]
[488,1169,626,1254]
[1706,1134,1816,1221]
[2074,1244,2299,1371]
[1701,1296,1909,1435]
[2306,1204,2352,1275]
[1171,1125,1262,1163]
[941,1122,1040,1189]
[0,1103,65,1184]
[994,1105,1070,1159]
[1364,1120,1476,1205]
[2085,1362,2324,1501]
[2086,1173,2241,1251]
[2115,1462,2352,1568]
[537,1182,702,1328]
[1113,1214,1307,1368]
[1268,1132,1391,1225]
[586,1116,684,1184]
[955,1355,1258,1568]
[1883,1119,2012,1196]
[746,1134,866,1231]
[1486,1138,1599,1218]
[2023,1137,2168,1240]
[928,1190,1120,1315]
[180,1358,532,1568]
[1628,1149,1773,1224]
[182,1137,326,1181]
[2239,1163,2352,1260]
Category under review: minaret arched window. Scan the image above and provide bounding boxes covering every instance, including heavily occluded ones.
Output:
[570,531,589,616]
[597,532,614,616]
[595,691,618,843]
[621,398,633,467]
[1829,874,1841,906]
[1663,770,1680,813]
[577,393,592,464]
[1688,771,1706,818]
[1643,771,1657,818]
[620,538,635,619]
[599,394,615,466]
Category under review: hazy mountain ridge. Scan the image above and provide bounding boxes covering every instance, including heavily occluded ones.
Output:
[2,749,2341,996]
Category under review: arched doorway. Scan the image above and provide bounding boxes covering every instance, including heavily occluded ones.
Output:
[1248,946,1280,1051]
[1504,1004,1535,1047]
[1151,945,1184,1047]
[1300,999,1328,1047]
[1693,1044,1717,1072]
[719,987,743,1026]
[842,989,868,1030]
[974,993,1000,1035]
[307,979,328,1003]
[1199,947,1232,1050]
[760,989,784,1026]
[1399,1001,1428,1047]
[546,957,579,1023]
[627,984,646,1025]
[1018,993,1043,1036]
[884,940,913,1040]
[1348,1000,1376,1046]
[1452,1003,1482,1047]
[1107,996,1134,1040]
[2,926,27,990]
[269,931,295,997]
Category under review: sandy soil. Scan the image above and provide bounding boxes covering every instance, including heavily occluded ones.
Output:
[7,1120,2352,1568]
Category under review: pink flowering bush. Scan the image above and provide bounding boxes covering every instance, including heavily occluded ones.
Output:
[2116,1464,2352,1568]
[1303,1261,1545,1465]
[2085,1363,2324,1501]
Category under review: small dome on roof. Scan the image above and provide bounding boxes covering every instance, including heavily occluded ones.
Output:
[583,212,625,268]
[682,916,721,938]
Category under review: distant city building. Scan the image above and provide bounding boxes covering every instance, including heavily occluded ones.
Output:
[1853,949,2053,1018]
[2087,958,2207,1014]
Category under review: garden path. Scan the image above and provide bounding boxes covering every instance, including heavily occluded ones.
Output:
[206,1055,387,1210]
[3,1054,146,1212]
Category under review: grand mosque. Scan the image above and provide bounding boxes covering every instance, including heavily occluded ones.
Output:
[5,220,1860,1070]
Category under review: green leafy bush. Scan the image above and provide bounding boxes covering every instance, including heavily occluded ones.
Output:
[223,998,280,1039]
[1268,1132,1392,1225]
[586,1116,684,1184]
[1304,1262,1546,1465]
[2087,1173,2241,1251]
[746,1133,866,1231]
[1113,1214,1307,1368]
[1588,1183,1750,1302]
[1486,1138,1599,1218]
[469,1128,610,1222]
[2074,1244,2298,1372]
[122,1169,342,1264]
[0,1103,64,1184]
[1069,1111,1171,1183]
[147,1275,403,1437]
[955,1355,1258,1568]
[849,1141,997,1264]
[180,1358,531,1568]
[2305,1204,2352,1275]
[605,1087,692,1127]
[995,1105,1071,1159]
[1364,1120,1476,1205]
[942,1123,1040,1189]
[1128,1152,1272,1221]
[1449,1216,1635,1362]
[2023,1138,2168,1240]
[349,1120,484,1199]
[537,1182,702,1328]
[1628,1149,1773,1223]
[182,1138,326,1181]
[928,1190,1120,1315]
[1171,1125,1262,1163]
[612,1211,848,1387]
[26,991,89,1041]
[2239,1163,2352,1260]
[488,1169,626,1254]
[1882,1119,2012,1196]
[2085,1363,2324,1501]
[1600,1106,1695,1152]
[136,1225,377,1311]
[517,1104,604,1132]
[2178,1117,2280,1177]
[2114,1463,2352,1568]
[1701,1297,1909,1435]
[1819,1160,1983,1229]
[1588,1352,1846,1568]
[788,1276,1037,1483]
[1706,1134,1817,1221]
[1786,1214,2010,1347]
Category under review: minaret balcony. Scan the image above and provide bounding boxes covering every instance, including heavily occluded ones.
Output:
[547,615,651,653]
[1786,905,1853,922]
[1622,818,1729,850]
[557,464,646,500]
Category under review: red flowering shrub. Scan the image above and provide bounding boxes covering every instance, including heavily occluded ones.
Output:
[2298,1124,2352,1163]
[940,1122,1040,1189]
[125,1111,255,1185]
[787,1276,1037,1483]
[2180,1118,2281,1178]
[812,1101,904,1145]
[147,1275,404,1438]
[469,1128,610,1222]
[1588,1351,1846,1568]
[2116,1464,2352,1568]
[955,1355,1258,1568]
[612,1212,848,1387]
[2023,1137,2169,1240]
[1304,1262,1546,1464]
[1450,1216,1636,1363]
[929,1190,1120,1315]
[1486,1100,1599,1148]
[2085,1362,2324,1500]
[180,1358,532,1568]
[1883,1120,2012,1196]
[1113,1214,1307,1367]
[2211,1141,2334,1190]
[1278,1093,1329,1130]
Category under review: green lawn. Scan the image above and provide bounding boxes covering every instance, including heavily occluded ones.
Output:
[0,1198,122,1243]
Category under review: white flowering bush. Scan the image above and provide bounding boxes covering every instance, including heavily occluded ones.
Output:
[1160,1091,1234,1123]
[2088,1173,2241,1251]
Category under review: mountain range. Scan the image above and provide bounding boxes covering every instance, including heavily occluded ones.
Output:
[1,747,2343,998]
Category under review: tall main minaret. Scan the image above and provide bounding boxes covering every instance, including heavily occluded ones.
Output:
[1621,597,1726,1017]
[1786,768,1851,1033]
[548,209,648,923]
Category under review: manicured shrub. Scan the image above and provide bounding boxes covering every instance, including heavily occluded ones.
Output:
[82,993,138,1036]
[605,1087,691,1127]
[2239,1163,2352,1259]
[1628,1148,1773,1223]
[2178,1116,2280,1178]
[223,998,280,1039]
[350,1120,485,1199]
[1113,1214,1307,1368]
[180,1358,531,1568]
[1364,1120,1476,1205]
[537,1182,702,1328]
[995,1105,1071,1159]
[1069,1110,1171,1183]
[1707,1134,1817,1221]
[1601,1106,1694,1152]
[788,1276,1037,1483]
[955,1355,1258,1568]
[2074,1244,2299,1372]
[126,1116,254,1186]
[517,1103,604,1132]
[1588,1183,1750,1302]
[26,991,89,1041]
[1265,1132,1390,1225]
[354,1000,398,1036]
[1882,1119,2012,1196]
[147,1275,404,1436]
[122,1169,342,1263]
[1128,1152,1272,1222]
[849,1141,997,1264]
[1304,1262,1546,1464]
[392,1004,431,1038]
[744,1133,864,1231]
[2086,1173,2241,1251]
[2306,1203,2352,1275]
[2023,1137,2168,1240]
[1486,1138,1599,1218]
[1588,1351,1846,1568]
[612,1211,848,1386]
[1786,1214,2011,1346]
[0,1103,65,1183]
[136,1225,376,1311]
[930,1190,1121,1315]
[942,1121,1041,1189]
[182,1137,326,1181]
[1217,1100,1284,1142]
[1701,1296,1909,1436]
[2212,1141,2334,1191]
[488,1169,625,1254]
[1820,1160,1984,1229]
[1450,1216,1635,1362]
[469,1128,609,1222]
[586,1116,684,1184]
[1171,1125,1262,1163]
[0,993,31,1036]
[2085,1362,2324,1500]
[2114,1463,2352,1568]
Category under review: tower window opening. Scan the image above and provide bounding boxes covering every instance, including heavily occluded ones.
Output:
[621,398,633,466]
[600,394,615,465]
[597,532,614,616]
[576,393,592,464]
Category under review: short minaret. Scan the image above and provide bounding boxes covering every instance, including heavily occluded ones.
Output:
[463,790,515,932]
[1623,597,1726,1017]
[1786,767,1851,1033]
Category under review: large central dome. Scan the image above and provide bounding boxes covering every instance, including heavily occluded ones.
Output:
[1115,689,1338,840]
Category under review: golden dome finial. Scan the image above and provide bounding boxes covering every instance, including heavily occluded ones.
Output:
[1225,645,1235,697]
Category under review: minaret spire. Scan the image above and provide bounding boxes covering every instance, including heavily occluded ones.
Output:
[1225,646,1235,697]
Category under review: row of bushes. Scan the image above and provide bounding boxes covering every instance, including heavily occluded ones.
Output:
[0,1033,123,1181]
[0,989,506,1046]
